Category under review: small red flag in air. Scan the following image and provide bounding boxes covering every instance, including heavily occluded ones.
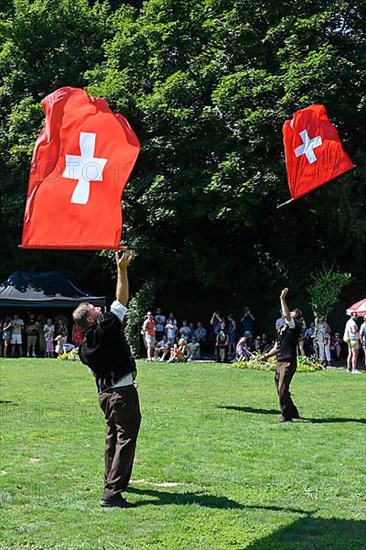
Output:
[282,104,355,202]
[21,87,140,250]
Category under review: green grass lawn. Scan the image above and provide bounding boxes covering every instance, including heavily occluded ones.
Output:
[0,359,365,550]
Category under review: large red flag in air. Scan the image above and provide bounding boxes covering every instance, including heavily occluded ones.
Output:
[21,87,140,250]
[282,104,355,201]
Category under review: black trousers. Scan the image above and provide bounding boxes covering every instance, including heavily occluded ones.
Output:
[274,360,299,420]
[98,386,141,500]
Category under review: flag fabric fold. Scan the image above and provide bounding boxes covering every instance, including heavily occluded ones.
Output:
[21,87,140,250]
[282,104,355,201]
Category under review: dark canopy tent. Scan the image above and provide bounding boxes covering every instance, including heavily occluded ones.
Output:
[0,271,106,308]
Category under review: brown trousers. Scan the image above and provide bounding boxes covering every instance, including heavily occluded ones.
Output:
[98,385,141,500]
[274,360,299,420]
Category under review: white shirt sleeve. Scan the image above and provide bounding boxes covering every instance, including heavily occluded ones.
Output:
[110,300,128,323]
[285,318,296,329]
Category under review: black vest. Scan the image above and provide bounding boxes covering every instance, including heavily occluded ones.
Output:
[276,320,302,361]
[78,312,136,393]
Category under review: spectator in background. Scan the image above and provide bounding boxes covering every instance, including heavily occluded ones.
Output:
[187,336,200,361]
[194,322,206,343]
[244,331,254,352]
[26,314,39,357]
[142,311,156,362]
[236,336,252,362]
[179,320,191,341]
[227,314,237,358]
[304,322,315,356]
[154,308,166,341]
[45,331,55,358]
[216,321,228,363]
[360,317,366,368]
[240,306,255,336]
[188,322,195,340]
[165,313,178,346]
[261,334,271,353]
[2,317,12,358]
[314,315,332,367]
[155,335,170,362]
[168,338,188,363]
[331,332,342,362]
[11,314,24,357]
[43,318,55,358]
[297,317,307,356]
[275,312,285,333]
[343,312,360,374]
[210,312,223,336]
[43,318,55,341]
[37,314,46,357]
[254,336,262,354]
[56,320,69,343]
[55,334,67,356]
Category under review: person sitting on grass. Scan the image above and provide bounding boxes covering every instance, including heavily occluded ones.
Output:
[54,334,67,356]
[155,334,171,362]
[187,336,200,361]
[235,336,253,361]
[168,338,188,363]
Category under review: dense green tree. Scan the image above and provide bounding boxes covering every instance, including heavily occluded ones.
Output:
[0,0,365,332]
[88,0,365,325]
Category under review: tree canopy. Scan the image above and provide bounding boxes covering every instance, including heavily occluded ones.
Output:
[0,0,365,331]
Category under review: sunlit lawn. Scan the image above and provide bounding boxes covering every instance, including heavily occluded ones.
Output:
[0,358,365,549]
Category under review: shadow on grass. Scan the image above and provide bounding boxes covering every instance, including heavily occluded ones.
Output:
[217,405,279,415]
[303,417,366,424]
[128,487,308,514]
[218,406,366,424]
[128,488,366,546]
[245,516,366,550]
[0,401,19,405]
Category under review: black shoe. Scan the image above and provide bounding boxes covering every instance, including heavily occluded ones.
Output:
[100,496,135,508]
[279,417,293,423]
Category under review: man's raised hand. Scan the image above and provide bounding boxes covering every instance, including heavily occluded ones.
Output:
[115,250,134,270]
[280,288,289,300]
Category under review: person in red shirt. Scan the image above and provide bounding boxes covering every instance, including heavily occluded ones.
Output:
[142,311,156,362]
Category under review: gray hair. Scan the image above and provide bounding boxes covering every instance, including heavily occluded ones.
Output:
[72,302,91,331]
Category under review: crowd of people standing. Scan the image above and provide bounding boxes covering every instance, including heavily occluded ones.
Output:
[1,305,365,370]
[140,306,366,368]
[0,312,84,358]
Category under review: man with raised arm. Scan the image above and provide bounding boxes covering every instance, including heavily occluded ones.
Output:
[73,251,141,508]
[261,288,302,423]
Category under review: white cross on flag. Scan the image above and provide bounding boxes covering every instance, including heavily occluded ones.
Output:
[63,132,107,205]
[282,104,355,202]
[21,87,140,250]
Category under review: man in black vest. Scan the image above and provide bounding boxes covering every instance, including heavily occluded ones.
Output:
[73,250,141,508]
[262,288,302,422]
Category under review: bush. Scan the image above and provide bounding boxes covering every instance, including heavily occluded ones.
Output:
[231,354,323,372]
[125,280,155,357]
[57,347,80,361]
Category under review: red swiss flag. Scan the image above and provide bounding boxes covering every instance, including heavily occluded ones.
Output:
[21,87,140,250]
[282,104,355,201]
